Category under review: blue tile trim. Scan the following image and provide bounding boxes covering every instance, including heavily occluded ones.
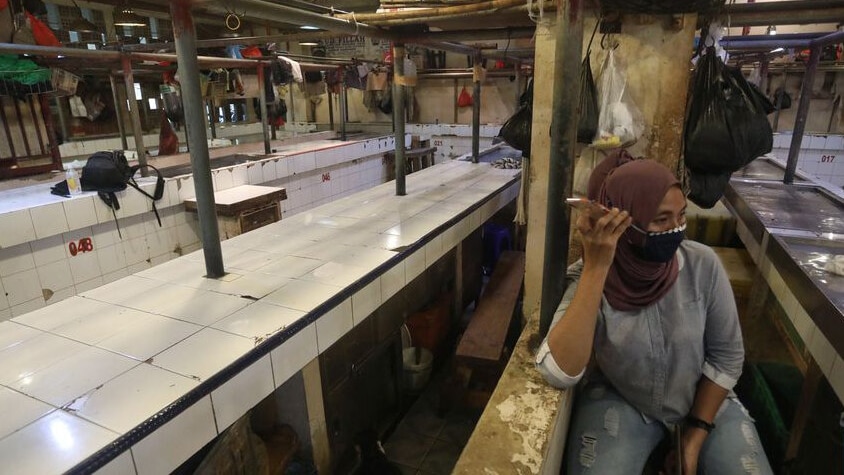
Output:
[66,172,520,474]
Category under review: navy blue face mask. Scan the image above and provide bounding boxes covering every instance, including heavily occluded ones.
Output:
[631,223,686,262]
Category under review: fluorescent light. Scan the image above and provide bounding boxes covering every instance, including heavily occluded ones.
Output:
[299,41,319,46]
[300,25,320,30]
[770,47,784,53]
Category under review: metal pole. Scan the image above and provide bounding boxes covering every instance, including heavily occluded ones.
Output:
[257,65,271,154]
[207,99,217,139]
[54,96,69,147]
[339,82,347,141]
[784,45,819,185]
[327,88,335,131]
[471,55,481,163]
[393,43,407,196]
[172,0,224,278]
[772,70,786,131]
[109,75,128,150]
[288,82,296,123]
[120,55,149,175]
[539,0,582,337]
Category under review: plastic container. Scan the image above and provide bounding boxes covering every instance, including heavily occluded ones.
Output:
[402,347,433,391]
[65,162,81,195]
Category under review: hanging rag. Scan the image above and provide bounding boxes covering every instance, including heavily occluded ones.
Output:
[277,56,303,83]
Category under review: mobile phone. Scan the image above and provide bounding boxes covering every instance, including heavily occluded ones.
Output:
[674,425,683,475]
[565,198,609,219]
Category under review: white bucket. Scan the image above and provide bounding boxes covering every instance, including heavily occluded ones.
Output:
[402,347,433,391]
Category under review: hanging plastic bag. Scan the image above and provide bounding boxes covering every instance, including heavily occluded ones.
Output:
[578,51,599,144]
[26,11,60,47]
[0,0,13,44]
[592,49,644,149]
[158,113,178,156]
[160,83,184,123]
[499,104,532,157]
[684,46,773,175]
[457,86,473,107]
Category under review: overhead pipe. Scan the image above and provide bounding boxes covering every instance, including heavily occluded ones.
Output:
[337,0,525,22]
[539,0,582,337]
[719,1,844,27]
[784,30,844,185]
[172,0,224,278]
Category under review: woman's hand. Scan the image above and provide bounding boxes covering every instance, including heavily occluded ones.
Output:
[576,207,631,269]
[661,427,707,475]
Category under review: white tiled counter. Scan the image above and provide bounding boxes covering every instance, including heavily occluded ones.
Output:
[0,160,520,474]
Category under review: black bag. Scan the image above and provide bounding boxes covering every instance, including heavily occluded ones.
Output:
[773,88,791,110]
[684,47,773,175]
[578,52,599,143]
[378,89,393,115]
[499,104,532,157]
[688,169,732,209]
[80,151,165,237]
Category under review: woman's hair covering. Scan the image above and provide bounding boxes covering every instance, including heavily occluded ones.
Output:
[586,150,682,311]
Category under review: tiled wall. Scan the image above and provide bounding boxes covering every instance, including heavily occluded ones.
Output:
[406,124,500,162]
[772,133,844,186]
[0,137,400,322]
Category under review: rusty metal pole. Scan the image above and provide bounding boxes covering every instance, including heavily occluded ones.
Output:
[257,65,271,154]
[171,0,224,278]
[120,55,149,175]
[393,43,407,196]
[109,75,129,150]
[471,54,481,163]
[339,82,348,141]
[784,45,819,185]
[539,0,583,337]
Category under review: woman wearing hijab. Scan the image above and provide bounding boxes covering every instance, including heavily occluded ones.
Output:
[536,151,773,474]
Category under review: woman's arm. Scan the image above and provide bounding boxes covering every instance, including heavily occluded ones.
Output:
[545,208,631,376]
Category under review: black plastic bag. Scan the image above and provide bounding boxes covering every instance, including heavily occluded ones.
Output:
[378,89,393,114]
[578,52,598,144]
[499,104,532,157]
[773,88,791,110]
[688,169,732,209]
[684,47,773,175]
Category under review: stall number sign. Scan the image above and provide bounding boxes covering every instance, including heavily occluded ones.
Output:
[69,237,94,256]
[822,155,836,163]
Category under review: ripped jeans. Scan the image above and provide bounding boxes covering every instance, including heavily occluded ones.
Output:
[565,383,774,474]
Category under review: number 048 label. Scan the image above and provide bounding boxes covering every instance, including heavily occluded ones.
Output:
[69,237,94,256]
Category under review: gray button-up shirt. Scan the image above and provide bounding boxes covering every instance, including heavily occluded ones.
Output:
[536,240,744,424]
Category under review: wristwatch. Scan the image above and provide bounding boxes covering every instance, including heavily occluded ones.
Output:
[685,415,716,433]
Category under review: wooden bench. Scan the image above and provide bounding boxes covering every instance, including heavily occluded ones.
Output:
[444,250,526,411]
[384,146,438,178]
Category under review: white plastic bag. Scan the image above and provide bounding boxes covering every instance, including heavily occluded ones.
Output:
[592,49,644,149]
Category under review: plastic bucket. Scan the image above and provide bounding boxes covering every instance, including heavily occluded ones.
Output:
[402,347,433,391]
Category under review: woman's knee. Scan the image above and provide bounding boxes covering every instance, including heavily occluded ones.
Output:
[699,399,774,475]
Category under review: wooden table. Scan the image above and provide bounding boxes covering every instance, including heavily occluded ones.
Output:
[184,184,287,238]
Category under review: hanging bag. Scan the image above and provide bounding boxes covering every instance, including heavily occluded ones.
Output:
[577,22,600,144]
[592,48,644,149]
[457,86,473,107]
[499,78,533,157]
[0,0,13,44]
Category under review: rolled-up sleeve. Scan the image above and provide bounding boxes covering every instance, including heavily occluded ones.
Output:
[702,249,745,390]
[535,261,586,389]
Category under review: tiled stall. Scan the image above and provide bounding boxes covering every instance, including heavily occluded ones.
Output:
[0,160,521,474]
[406,124,501,162]
[771,133,844,185]
[0,135,404,322]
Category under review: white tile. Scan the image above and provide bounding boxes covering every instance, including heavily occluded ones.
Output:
[67,252,102,285]
[213,168,235,191]
[30,203,70,239]
[177,272,292,300]
[0,244,35,277]
[211,355,275,430]
[0,321,41,351]
[226,249,278,272]
[0,332,88,385]
[43,286,75,305]
[63,195,98,229]
[122,236,150,266]
[212,301,304,341]
[131,397,217,475]
[13,346,138,407]
[1,269,42,307]
[263,279,342,312]
[96,244,128,275]
[425,235,444,267]
[120,283,248,327]
[275,157,289,178]
[74,276,103,294]
[826,135,844,150]
[94,449,136,475]
[300,261,369,288]
[247,162,263,185]
[316,298,353,353]
[72,363,199,433]
[29,234,67,267]
[256,255,324,278]
[352,278,382,325]
[152,328,253,381]
[405,248,426,282]
[262,160,277,182]
[95,315,200,361]
[0,209,36,249]
[91,221,121,249]
[36,259,74,294]
[0,386,53,440]
[0,410,119,475]
[10,297,45,318]
[81,275,165,306]
[177,176,196,202]
[102,269,130,285]
[809,135,827,150]
[380,261,406,302]
[270,323,317,387]
[807,328,837,377]
[290,152,316,174]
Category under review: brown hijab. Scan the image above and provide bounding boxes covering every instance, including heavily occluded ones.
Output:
[586,150,681,311]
